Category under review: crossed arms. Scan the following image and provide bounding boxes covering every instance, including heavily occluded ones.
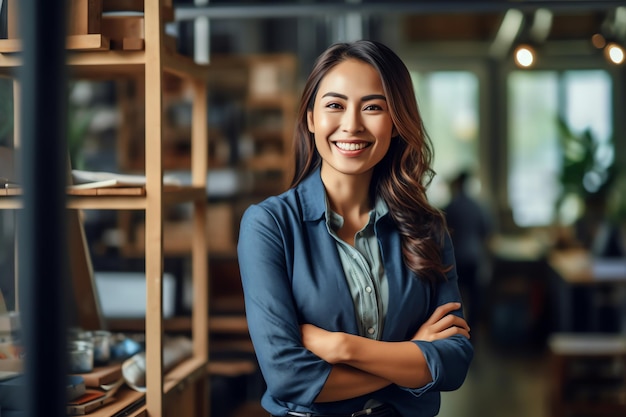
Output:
[301,302,470,402]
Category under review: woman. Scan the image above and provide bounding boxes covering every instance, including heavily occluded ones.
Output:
[238,40,473,417]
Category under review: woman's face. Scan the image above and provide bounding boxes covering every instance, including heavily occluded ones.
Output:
[307,58,395,181]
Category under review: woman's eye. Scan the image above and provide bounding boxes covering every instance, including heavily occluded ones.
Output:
[364,104,383,111]
[326,102,343,109]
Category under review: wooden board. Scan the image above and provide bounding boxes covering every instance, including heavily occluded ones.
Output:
[67,208,105,330]
[72,363,123,387]
[0,35,110,53]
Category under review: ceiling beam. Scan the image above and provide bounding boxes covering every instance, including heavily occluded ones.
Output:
[175,1,626,21]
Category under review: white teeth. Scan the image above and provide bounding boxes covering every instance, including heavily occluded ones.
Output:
[335,142,368,151]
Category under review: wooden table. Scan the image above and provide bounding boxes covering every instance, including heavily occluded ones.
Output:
[548,248,626,333]
[548,332,626,417]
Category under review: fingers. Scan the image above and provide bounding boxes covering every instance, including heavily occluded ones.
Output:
[414,302,471,342]
[425,302,462,325]
[430,314,470,334]
[425,319,470,341]
[417,320,471,342]
[437,325,471,340]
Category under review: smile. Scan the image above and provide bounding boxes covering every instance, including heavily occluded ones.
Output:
[334,142,371,151]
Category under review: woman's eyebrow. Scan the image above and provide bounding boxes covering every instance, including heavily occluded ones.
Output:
[321,92,348,100]
[361,94,387,102]
[321,92,387,102]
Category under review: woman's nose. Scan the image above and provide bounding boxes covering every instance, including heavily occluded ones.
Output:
[341,108,364,133]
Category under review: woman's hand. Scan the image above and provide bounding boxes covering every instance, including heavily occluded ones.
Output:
[412,302,470,341]
[301,324,346,364]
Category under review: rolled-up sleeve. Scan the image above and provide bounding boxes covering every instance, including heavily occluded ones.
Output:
[409,335,473,395]
[402,232,474,396]
[237,204,332,406]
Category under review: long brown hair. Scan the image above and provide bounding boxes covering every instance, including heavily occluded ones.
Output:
[291,40,450,284]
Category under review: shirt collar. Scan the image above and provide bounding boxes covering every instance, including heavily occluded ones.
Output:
[298,167,327,222]
[297,167,389,224]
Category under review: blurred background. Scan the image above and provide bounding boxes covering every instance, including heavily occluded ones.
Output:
[1,0,626,416]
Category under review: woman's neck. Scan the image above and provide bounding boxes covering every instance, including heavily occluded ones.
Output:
[322,171,371,212]
[321,167,373,244]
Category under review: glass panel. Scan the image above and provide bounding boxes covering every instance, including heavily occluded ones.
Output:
[411,71,480,207]
[508,71,559,227]
[507,70,613,227]
[562,70,614,195]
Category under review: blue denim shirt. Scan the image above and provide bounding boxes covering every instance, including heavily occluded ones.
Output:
[237,168,473,417]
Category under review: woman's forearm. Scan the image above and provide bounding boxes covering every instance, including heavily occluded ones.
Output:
[302,302,469,389]
[315,364,392,402]
[339,333,432,388]
[302,324,431,389]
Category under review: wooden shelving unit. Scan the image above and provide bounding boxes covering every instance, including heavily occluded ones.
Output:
[104,53,298,263]
[0,1,210,416]
[548,333,626,417]
[206,53,297,196]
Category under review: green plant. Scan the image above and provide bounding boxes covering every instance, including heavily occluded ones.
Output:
[556,117,618,221]
[67,83,96,170]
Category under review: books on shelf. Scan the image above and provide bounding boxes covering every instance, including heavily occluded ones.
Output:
[66,372,125,415]
[71,363,123,388]
[67,388,114,415]
[69,169,181,190]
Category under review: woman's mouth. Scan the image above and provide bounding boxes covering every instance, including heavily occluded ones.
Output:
[334,141,371,151]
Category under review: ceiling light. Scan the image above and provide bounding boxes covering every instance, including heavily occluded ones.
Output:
[605,42,625,64]
[591,33,607,49]
[514,44,536,68]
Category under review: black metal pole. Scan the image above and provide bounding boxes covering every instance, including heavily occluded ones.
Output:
[17,0,68,416]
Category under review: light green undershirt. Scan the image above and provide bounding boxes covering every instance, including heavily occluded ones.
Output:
[325,195,389,340]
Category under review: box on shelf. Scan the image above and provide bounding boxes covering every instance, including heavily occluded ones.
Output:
[101,14,145,51]
[248,55,297,99]
[7,0,103,39]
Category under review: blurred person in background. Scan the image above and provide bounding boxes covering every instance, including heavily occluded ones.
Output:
[444,170,493,339]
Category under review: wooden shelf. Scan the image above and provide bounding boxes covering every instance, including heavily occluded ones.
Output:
[0,2,211,416]
[69,356,206,417]
[0,34,111,54]
[89,387,146,417]
[163,355,207,393]
[549,333,626,417]
[246,95,295,109]
[208,359,257,378]
[0,186,206,210]
[244,156,287,172]
[0,43,209,81]
[107,315,249,336]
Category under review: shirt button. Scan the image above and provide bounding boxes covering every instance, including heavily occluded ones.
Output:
[365,286,372,293]
[367,327,375,335]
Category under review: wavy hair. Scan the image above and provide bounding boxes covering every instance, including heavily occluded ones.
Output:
[291,40,451,284]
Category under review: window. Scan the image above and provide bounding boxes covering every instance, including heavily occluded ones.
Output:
[411,71,480,207]
[508,70,613,227]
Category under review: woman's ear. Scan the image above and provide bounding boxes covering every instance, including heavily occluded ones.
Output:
[307,110,315,133]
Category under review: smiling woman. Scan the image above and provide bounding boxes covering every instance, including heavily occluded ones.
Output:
[306,58,394,193]
[238,40,473,417]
